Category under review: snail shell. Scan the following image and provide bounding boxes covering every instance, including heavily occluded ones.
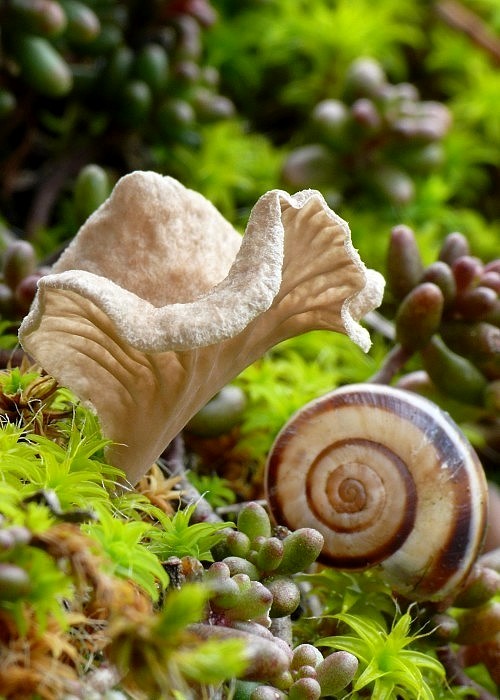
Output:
[265,383,488,601]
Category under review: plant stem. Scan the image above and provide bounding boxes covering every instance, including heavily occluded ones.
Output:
[435,0,500,65]
[160,434,222,522]
[436,645,498,700]
[368,344,413,385]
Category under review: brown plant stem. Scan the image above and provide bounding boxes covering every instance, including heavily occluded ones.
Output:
[435,0,500,65]
[0,348,30,369]
[25,147,95,238]
[0,106,36,198]
[159,434,222,522]
[436,645,498,700]
[367,344,413,385]
[363,310,395,341]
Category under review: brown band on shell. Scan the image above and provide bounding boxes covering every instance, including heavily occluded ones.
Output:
[305,438,417,568]
[379,393,487,599]
[399,432,487,599]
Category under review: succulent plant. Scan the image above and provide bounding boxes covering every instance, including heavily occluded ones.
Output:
[282,57,452,207]
[0,0,234,236]
[371,224,499,470]
[0,238,46,322]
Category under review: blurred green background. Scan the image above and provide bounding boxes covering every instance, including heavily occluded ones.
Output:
[1,0,499,264]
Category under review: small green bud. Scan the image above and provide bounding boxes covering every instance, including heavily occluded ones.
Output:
[98,46,134,99]
[61,0,101,44]
[344,57,386,99]
[392,102,450,141]
[288,677,321,700]
[451,255,482,293]
[0,563,31,599]
[441,321,500,379]
[84,23,122,55]
[0,89,17,119]
[391,82,420,102]
[254,537,285,572]
[210,567,273,622]
[438,232,470,266]
[224,579,273,624]
[480,270,500,293]
[272,670,294,691]
[374,165,415,205]
[274,528,324,575]
[310,100,349,147]
[193,88,235,121]
[421,261,456,308]
[238,503,272,542]
[456,286,498,321]
[484,381,500,411]
[282,145,335,188]
[453,565,500,608]
[484,301,500,327]
[233,681,260,700]
[2,240,37,291]
[421,336,488,405]
[350,98,382,132]
[9,0,67,37]
[291,645,323,671]
[191,623,290,683]
[409,143,444,172]
[210,527,238,560]
[174,14,202,60]
[386,224,424,301]
[316,651,358,696]
[296,666,317,679]
[430,613,459,641]
[133,43,169,96]
[264,576,301,618]
[118,80,153,126]
[223,556,259,579]
[251,687,285,700]
[233,573,253,594]
[186,385,246,437]
[225,530,251,559]
[209,579,240,608]
[156,97,195,136]
[207,563,240,607]
[15,34,72,97]
[395,282,444,351]
[0,526,30,550]
[74,164,111,223]
[455,601,500,644]
[15,272,43,311]
[205,560,231,583]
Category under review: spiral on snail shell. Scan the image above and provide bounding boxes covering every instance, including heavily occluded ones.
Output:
[265,384,488,601]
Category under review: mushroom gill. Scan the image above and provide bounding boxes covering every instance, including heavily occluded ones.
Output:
[19,171,385,484]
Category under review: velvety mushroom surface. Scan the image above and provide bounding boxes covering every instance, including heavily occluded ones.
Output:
[19,171,384,484]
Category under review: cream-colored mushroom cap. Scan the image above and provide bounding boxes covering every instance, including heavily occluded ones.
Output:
[19,171,385,484]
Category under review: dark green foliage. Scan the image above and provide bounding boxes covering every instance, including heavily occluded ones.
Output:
[0,0,236,240]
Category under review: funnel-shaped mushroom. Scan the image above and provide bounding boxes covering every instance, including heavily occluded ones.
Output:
[19,171,384,484]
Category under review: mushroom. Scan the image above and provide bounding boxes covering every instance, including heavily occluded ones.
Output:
[19,171,384,485]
